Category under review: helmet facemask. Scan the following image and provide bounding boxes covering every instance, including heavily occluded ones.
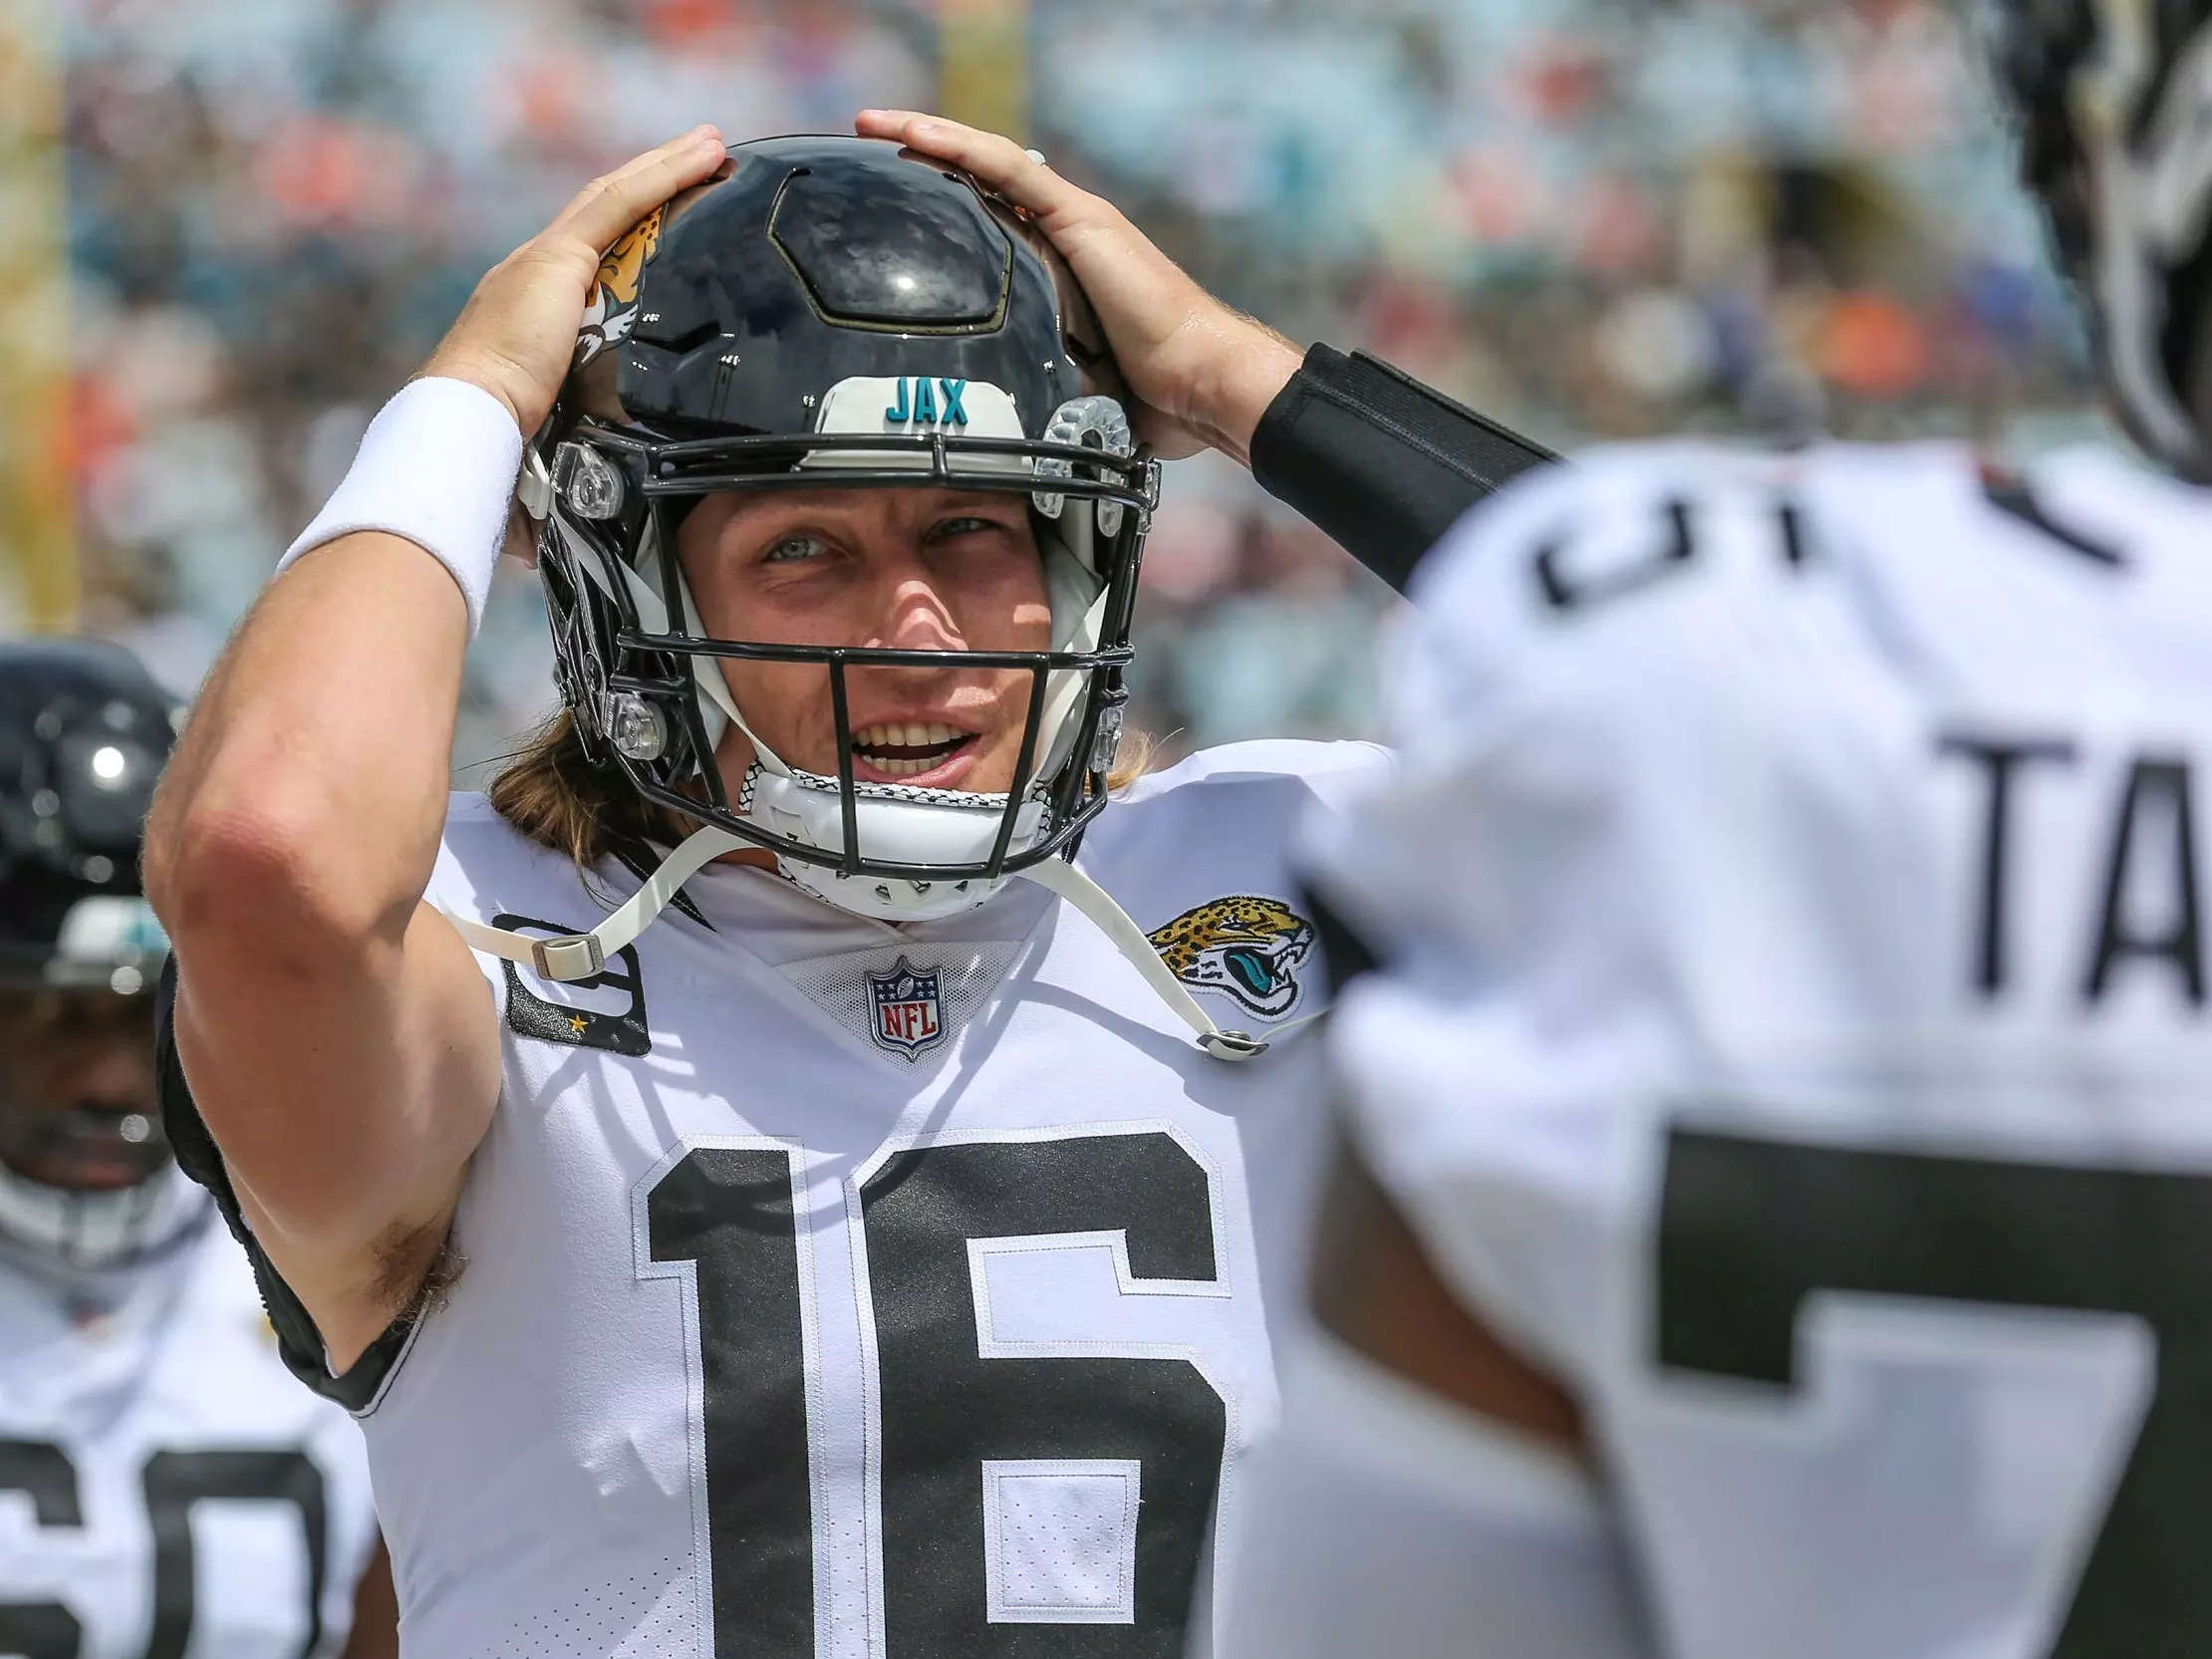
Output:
[535,400,1155,922]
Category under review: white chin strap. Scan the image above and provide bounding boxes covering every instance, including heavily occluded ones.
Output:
[442,824,1272,1061]
[0,1160,211,1279]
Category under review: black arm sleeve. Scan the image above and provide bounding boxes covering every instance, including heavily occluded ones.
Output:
[1249,344,1559,593]
[156,957,415,1412]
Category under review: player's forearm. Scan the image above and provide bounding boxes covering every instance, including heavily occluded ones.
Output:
[146,532,468,958]
[339,1539,402,1659]
[1183,319,1304,468]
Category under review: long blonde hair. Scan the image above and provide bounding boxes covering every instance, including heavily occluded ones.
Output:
[484,707,1157,872]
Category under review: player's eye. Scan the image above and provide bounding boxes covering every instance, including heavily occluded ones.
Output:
[760,532,832,566]
[928,514,1006,543]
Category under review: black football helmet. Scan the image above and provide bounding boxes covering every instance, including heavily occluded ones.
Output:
[0,639,204,1276]
[1995,0,2212,475]
[0,639,176,992]
[519,135,1157,924]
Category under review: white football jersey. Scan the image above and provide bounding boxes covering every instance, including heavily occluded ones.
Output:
[0,1213,382,1659]
[227,739,1377,1658]
[1294,439,2212,1659]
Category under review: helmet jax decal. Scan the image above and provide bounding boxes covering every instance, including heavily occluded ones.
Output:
[1146,896,1316,1020]
[884,377,969,427]
[870,957,945,1059]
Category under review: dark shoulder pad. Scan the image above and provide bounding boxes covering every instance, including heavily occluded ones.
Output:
[156,957,415,1413]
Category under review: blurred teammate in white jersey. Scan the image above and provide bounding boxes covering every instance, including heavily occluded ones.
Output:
[0,640,390,1658]
[1221,2,2212,1656]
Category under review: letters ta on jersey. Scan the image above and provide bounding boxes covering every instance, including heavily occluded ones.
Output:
[870,957,946,1059]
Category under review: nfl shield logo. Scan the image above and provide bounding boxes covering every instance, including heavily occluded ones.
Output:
[869,957,944,1060]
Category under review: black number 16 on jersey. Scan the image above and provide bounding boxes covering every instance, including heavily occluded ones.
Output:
[642,1129,1230,1659]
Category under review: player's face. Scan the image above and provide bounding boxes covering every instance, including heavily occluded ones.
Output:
[677,485,1054,793]
[0,987,165,1192]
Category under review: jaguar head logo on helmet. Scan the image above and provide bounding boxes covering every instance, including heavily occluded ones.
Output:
[575,202,668,369]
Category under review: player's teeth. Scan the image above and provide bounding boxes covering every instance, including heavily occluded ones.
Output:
[852,722,965,752]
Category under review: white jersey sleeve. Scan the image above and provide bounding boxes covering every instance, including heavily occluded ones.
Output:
[1276,438,2212,1659]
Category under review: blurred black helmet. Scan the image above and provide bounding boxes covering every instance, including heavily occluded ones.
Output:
[519,135,1156,924]
[0,638,202,1283]
[1994,0,2212,475]
[0,638,179,992]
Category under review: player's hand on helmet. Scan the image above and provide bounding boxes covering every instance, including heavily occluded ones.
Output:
[856,110,1303,465]
[419,126,727,438]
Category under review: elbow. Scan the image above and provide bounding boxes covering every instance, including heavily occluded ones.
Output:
[147,786,394,964]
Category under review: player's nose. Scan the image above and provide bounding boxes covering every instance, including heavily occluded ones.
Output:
[865,554,968,656]
[66,1036,157,1114]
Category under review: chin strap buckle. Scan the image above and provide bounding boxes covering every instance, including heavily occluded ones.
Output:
[1198,1029,1268,1062]
[516,445,553,522]
[531,933,606,982]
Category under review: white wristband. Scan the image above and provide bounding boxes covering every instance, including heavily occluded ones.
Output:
[275,377,525,639]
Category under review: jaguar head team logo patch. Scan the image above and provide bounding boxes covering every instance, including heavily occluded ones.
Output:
[1146,896,1315,1020]
[870,957,945,1060]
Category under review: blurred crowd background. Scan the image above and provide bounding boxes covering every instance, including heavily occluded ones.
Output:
[4,0,2113,765]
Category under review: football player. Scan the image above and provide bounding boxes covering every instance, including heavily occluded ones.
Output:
[1209,1,2212,1656]
[138,121,1550,1656]
[0,640,391,1657]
